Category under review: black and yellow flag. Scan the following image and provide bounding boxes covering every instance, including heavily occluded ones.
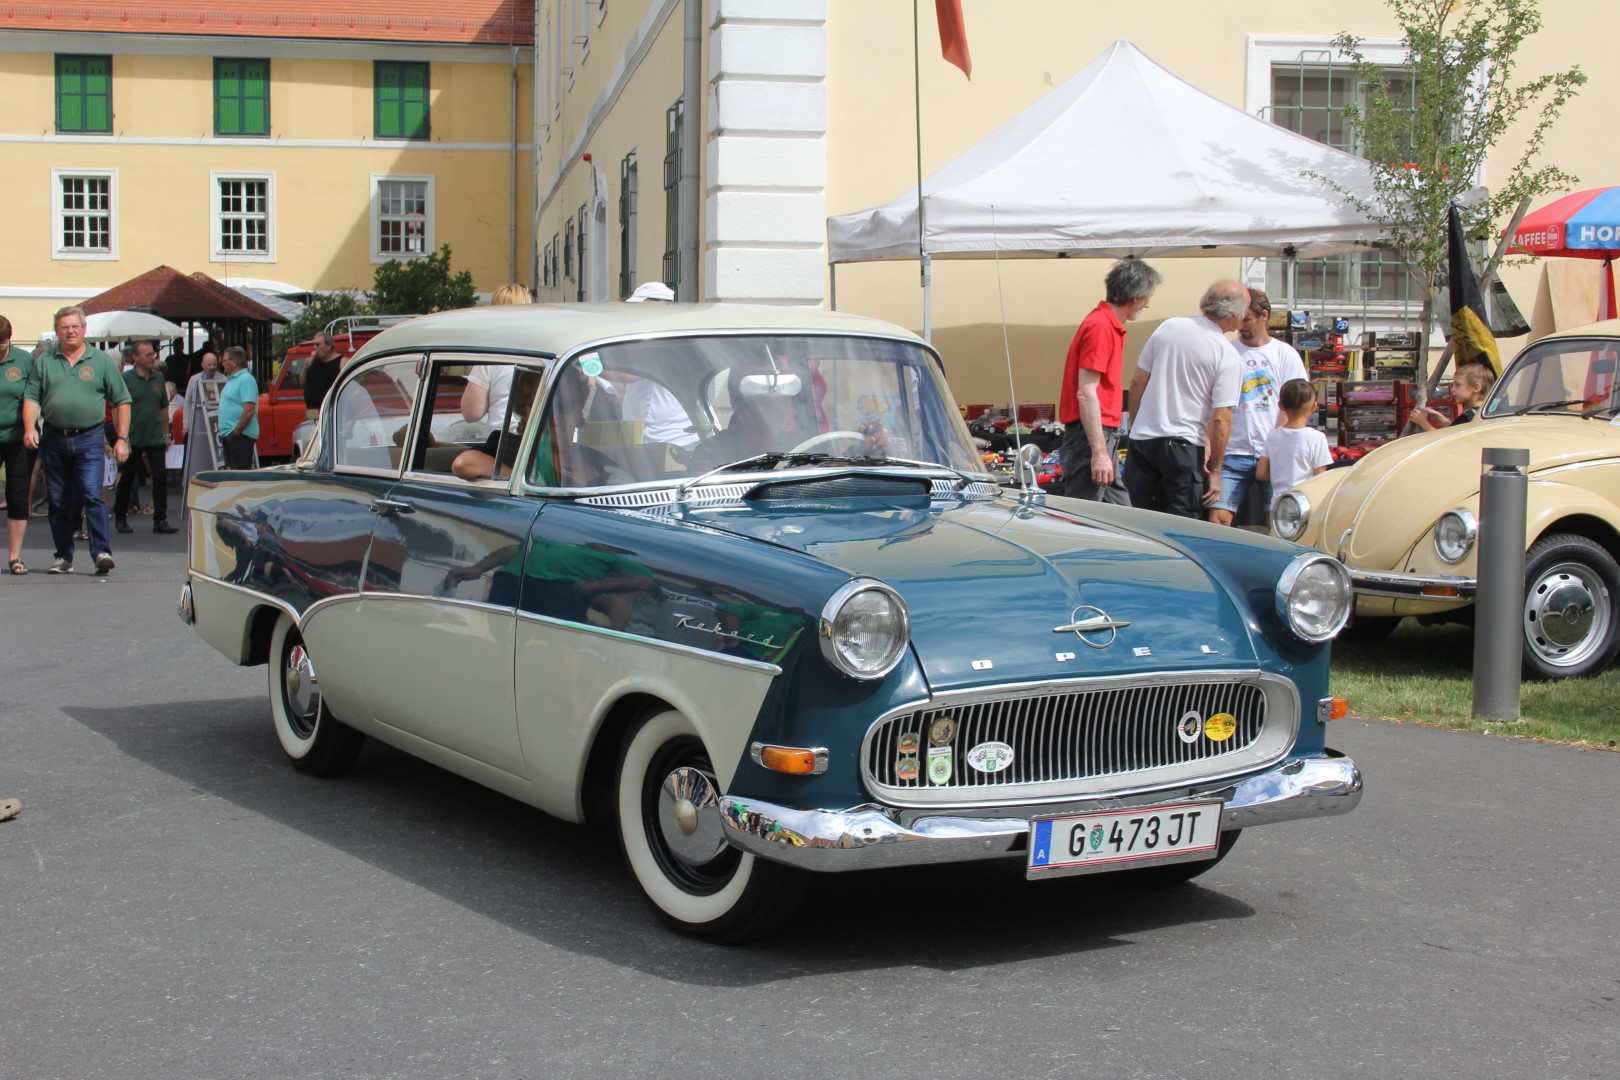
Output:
[1448,202,1501,374]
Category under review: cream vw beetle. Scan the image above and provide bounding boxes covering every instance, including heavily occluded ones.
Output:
[1275,319,1620,679]
[181,303,1361,942]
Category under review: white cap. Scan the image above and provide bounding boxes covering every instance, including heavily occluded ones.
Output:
[626,281,675,302]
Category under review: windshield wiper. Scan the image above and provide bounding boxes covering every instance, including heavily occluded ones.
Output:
[676,452,830,502]
[845,454,984,488]
[1519,398,1588,414]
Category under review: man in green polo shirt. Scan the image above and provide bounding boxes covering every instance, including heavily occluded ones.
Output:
[217,345,259,470]
[114,339,178,536]
[22,305,131,575]
[0,314,37,574]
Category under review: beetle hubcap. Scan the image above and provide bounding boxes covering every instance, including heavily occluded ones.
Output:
[657,766,725,867]
[1524,561,1609,665]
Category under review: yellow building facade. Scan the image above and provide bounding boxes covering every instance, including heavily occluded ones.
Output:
[536,0,1619,406]
[0,6,534,346]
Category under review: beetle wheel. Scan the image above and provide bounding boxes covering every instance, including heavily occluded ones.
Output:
[267,614,365,775]
[615,709,805,942]
[1521,534,1620,680]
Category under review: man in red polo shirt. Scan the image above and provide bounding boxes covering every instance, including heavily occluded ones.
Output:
[1058,258,1160,503]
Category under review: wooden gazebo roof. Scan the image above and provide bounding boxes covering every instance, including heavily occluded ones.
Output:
[82,265,287,324]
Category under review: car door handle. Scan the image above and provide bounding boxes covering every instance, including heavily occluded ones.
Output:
[370,498,415,515]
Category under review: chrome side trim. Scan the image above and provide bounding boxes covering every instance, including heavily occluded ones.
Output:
[721,752,1362,871]
[1350,568,1477,601]
[190,571,302,626]
[514,607,783,675]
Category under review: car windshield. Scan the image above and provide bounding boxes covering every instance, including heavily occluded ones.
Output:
[524,333,988,489]
[1486,337,1620,418]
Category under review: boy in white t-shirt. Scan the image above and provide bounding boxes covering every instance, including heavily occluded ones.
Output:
[1258,378,1332,519]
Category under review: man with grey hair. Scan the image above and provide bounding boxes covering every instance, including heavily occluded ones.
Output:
[1058,258,1161,503]
[1122,279,1246,517]
[302,331,342,417]
[22,305,131,574]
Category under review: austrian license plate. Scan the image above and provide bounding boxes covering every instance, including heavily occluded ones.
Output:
[1027,800,1223,878]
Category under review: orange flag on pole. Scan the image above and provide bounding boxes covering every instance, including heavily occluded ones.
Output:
[936,0,972,79]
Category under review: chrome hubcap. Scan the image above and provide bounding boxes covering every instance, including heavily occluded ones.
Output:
[283,643,321,732]
[1524,561,1609,666]
[657,766,725,867]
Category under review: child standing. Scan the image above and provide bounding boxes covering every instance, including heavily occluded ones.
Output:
[1258,378,1332,521]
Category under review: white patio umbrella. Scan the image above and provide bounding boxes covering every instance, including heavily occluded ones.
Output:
[83,309,186,342]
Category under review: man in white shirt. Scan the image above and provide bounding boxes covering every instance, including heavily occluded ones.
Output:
[1123,280,1247,517]
[1208,289,1307,526]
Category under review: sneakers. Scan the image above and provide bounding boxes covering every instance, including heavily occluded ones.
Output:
[72,528,88,541]
[153,520,178,535]
[93,552,115,575]
[115,518,134,534]
[47,558,73,574]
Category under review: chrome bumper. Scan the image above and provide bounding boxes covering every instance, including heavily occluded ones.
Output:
[1350,568,1475,602]
[720,752,1362,871]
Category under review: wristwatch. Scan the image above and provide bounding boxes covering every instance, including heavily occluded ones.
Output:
[115,435,129,443]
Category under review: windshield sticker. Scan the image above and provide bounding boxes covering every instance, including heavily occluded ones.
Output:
[578,353,603,377]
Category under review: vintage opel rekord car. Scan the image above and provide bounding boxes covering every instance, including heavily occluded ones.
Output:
[182,304,1362,941]
[1275,319,1620,680]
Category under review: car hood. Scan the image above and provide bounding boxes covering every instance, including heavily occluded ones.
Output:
[1322,416,1618,566]
[679,496,1259,690]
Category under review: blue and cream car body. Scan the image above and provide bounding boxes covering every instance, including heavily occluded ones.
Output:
[182,303,1361,941]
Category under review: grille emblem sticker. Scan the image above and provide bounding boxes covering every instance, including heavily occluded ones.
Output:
[927,745,953,784]
[1177,711,1203,744]
[966,741,1015,774]
[1206,713,1237,742]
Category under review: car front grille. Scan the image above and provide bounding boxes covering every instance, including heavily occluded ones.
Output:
[863,672,1298,806]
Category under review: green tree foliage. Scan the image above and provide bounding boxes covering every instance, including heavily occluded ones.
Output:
[1325,0,1585,398]
[370,244,477,316]
[271,290,368,365]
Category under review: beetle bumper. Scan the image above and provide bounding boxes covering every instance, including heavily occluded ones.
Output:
[720,751,1362,871]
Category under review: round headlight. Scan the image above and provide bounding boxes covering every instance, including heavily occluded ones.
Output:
[819,580,909,680]
[1276,554,1353,642]
[1272,491,1310,541]
[1433,508,1478,564]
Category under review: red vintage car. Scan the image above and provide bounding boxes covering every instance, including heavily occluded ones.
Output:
[257,316,417,460]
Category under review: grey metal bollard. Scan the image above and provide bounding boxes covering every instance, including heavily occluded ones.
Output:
[1472,447,1529,722]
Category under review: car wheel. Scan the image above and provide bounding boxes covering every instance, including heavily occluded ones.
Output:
[1114,829,1240,887]
[1338,615,1402,642]
[616,709,806,943]
[1521,534,1620,680]
[268,614,365,775]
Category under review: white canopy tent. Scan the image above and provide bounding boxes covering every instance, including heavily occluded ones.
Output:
[826,39,1389,333]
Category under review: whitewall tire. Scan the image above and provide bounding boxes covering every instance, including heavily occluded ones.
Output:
[268,614,365,776]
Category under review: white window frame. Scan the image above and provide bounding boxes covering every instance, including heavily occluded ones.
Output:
[370,173,435,263]
[210,171,276,263]
[52,168,118,261]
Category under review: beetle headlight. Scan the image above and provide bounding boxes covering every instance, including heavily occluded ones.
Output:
[1432,508,1477,564]
[819,580,909,680]
[1276,554,1352,642]
[1272,491,1310,541]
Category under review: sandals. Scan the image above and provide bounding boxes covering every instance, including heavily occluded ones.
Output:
[6,558,25,575]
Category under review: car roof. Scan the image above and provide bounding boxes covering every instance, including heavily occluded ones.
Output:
[1535,317,1620,343]
[350,302,926,362]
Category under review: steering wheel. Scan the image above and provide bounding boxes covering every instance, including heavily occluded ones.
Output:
[788,429,866,455]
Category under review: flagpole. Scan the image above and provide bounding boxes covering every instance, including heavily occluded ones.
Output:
[913,0,930,341]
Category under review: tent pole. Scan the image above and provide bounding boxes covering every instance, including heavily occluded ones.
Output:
[913,0,928,341]
[829,263,837,311]
[922,253,932,342]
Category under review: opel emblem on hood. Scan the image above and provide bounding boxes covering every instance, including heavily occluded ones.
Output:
[1053,605,1130,649]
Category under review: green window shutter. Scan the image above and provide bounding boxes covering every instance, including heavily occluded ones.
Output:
[216,59,268,136]
[216,59,240,135]
[375,61,428,140]
[57,55,111,134]
[241,61,268,135]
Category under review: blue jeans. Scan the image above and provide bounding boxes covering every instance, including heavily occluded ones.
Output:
[41,427,112,563]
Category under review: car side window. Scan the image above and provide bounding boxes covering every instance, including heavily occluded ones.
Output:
[278,356,306,392]
[408,359,532,481]
[330,358,423,473]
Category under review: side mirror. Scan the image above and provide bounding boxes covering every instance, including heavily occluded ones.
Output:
[1015,442,1044,491]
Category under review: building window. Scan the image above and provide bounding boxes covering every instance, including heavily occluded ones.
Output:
[619,150,638,298]
[375,61,430,141]
[53,170,117,260]
[1260,47,1417,310]
[371,175,434,261]
[549,233,560,289]
[56,55,111,134]
[541,239,554,288]
[576,204,588,303]
[563,216,574,282]
[663,98,682,289]
[215,58,269,137]
[212,173,274,261]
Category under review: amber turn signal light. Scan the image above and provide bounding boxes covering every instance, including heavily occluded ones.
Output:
[750,743,829,775]
[1329,696,1348,720]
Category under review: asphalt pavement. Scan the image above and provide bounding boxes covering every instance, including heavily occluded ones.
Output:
[1,523,1617,1080]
